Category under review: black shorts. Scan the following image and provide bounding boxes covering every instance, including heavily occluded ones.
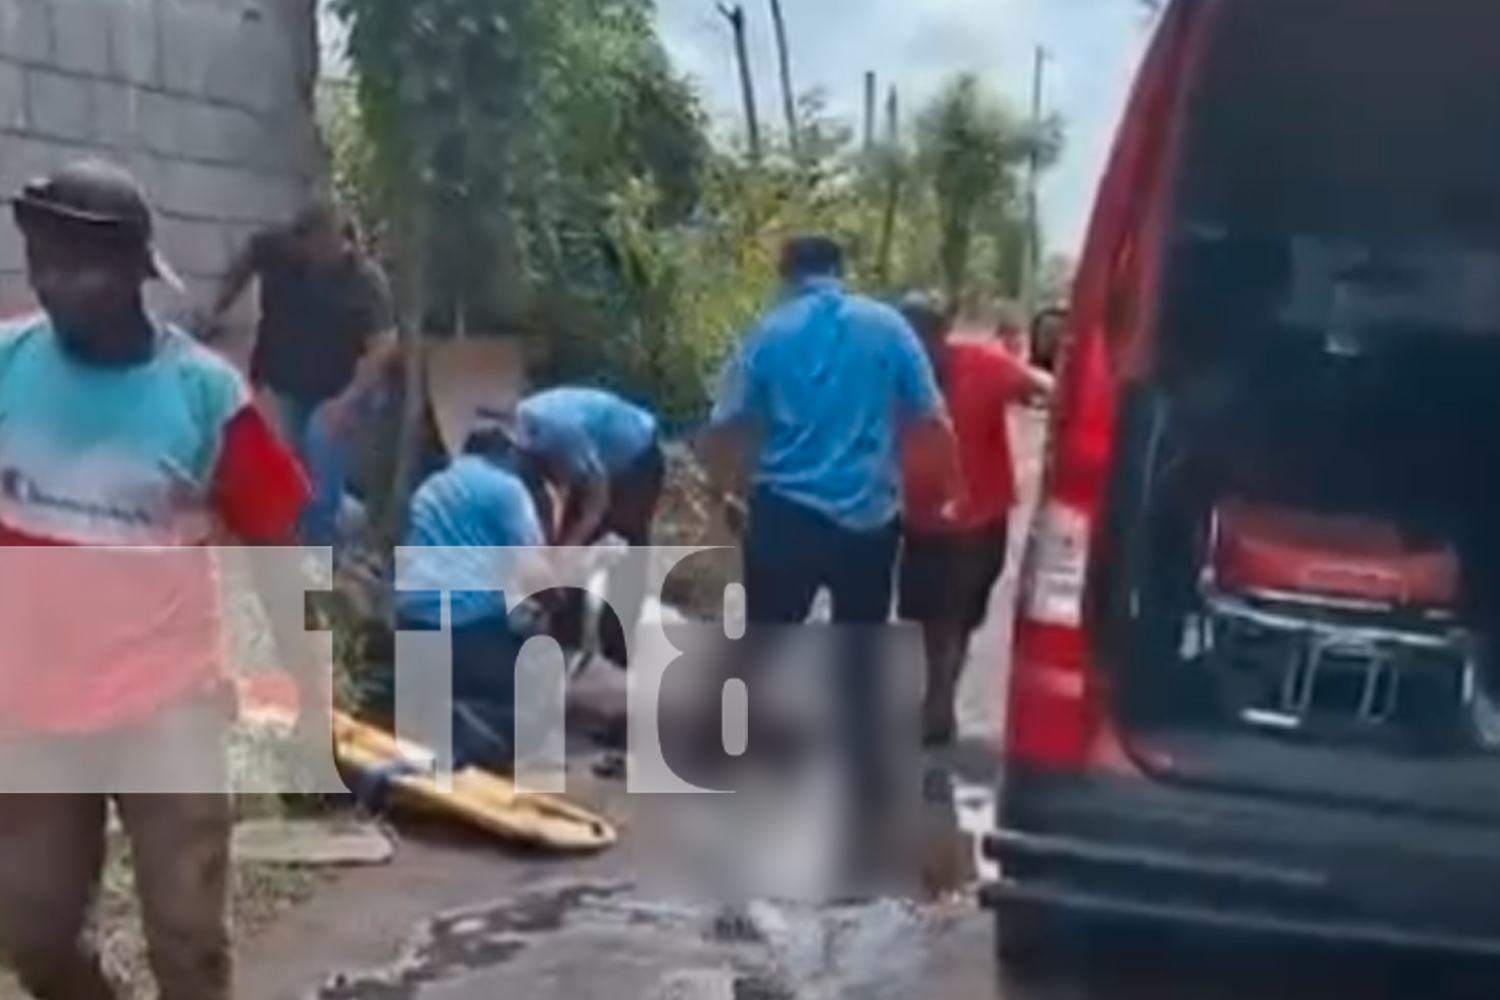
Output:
[897,519,1010,632]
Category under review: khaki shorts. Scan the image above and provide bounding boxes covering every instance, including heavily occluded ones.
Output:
[0,693,234,1000]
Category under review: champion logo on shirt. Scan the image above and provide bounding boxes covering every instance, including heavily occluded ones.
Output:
[0,465,156,528]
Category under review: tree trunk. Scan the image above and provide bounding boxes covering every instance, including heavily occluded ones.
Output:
[383,197,431,554]
[939,212,971,310]
[767,0,798,157]
[718,4,761,163]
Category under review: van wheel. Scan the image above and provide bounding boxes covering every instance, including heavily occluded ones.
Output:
[993,900,1066,985]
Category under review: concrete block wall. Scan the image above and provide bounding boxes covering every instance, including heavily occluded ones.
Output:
[0,0,322,317]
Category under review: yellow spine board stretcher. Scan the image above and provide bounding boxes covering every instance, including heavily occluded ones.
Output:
[239,677,617,853]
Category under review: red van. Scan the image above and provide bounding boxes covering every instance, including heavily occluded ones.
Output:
[981,0,1500,975]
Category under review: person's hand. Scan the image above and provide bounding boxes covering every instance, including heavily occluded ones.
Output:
[720,494,748,537]
[316,394,357,440]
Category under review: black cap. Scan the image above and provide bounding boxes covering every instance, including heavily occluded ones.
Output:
[10,158,182,290]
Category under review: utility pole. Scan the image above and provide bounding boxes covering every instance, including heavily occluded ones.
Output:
[718,4,762,163]
[1019,45,1050,324]
[862,71,876,152]
[767,0,799,157]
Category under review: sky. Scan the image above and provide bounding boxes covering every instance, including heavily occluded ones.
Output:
[320,0,1156,255]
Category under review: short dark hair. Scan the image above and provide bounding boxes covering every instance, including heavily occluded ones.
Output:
[1031,305,1068,334]
[778,235,844,282]
[289,200,343,239]
[897,291,949,341]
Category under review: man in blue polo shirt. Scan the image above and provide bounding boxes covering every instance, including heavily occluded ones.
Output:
[703,235,956,626]
[699,235,957,890]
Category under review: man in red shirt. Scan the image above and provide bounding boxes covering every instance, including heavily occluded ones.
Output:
[898,293,1054,745]
[0,160,313,1000]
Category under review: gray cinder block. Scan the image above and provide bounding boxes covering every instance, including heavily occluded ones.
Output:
[24,66,95,143]
[50,0,111,77]
[0,0,319,291]
[0,1,54,63]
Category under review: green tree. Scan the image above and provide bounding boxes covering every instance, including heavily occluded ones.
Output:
[915,72,1062,309]
[324,1,1069,446]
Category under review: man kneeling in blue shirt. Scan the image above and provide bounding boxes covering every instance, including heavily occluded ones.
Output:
[516,386,666,666]
[387,422,560,771]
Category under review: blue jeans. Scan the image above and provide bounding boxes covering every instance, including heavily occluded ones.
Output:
[264,388,383,549]
[386,613,527,772]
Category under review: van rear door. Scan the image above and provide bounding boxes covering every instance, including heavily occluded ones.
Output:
[1094,0,1500,824]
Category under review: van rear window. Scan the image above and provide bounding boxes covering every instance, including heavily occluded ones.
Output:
[1162,0,1500,344]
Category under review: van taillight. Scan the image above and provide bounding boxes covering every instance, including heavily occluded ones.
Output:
[1022,501,1091,627]
[1003,330,1118,769]
[1006,498,1099,768]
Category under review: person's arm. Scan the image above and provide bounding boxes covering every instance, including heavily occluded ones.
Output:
[321,261,399,433]
[695,343,759,527]
[211,233,269,321]
[525,415,610,548]
[492,475,600,609]
[1015,362,1056,405]
[891,318,961,502]
[196,233,270,345]
[993,348,1056,406]
[207,396,335,772]
[557,448,610,549]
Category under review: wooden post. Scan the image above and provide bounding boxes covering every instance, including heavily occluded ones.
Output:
[767,0,798,156]
[717,4,762,163]
[384,194,431,550]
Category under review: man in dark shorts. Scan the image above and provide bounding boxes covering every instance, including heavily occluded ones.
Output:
[209,202,398,548]
[898,292,1054,746]
[0,159,312,1000]
[514,386,666,667]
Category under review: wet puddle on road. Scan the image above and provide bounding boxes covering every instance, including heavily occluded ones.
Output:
[314,769,996,1000]
[316,881,635,1000]
[316,885,963,1000]
[312,765,1500,1000]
